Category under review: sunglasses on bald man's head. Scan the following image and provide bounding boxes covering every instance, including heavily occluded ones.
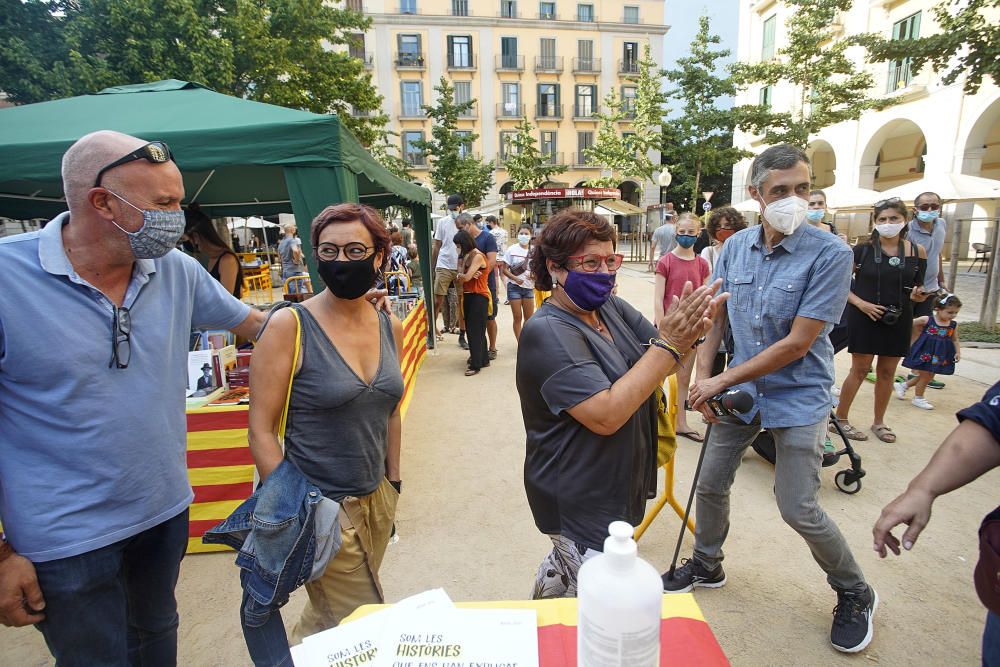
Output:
[94,141,173,187]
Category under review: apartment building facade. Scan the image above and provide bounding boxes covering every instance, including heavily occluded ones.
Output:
[347,0,668,210]
[730,0,1000,245]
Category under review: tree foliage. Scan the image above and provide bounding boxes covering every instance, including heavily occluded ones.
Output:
[731,0,891,147]
[854,0,999,95]
[662,15,751,210]
[413,77,494,208]
[0,0,388,145]
[583,90,633,189]
[501,118,567,189]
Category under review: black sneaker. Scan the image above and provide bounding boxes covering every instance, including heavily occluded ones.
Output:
[831,585,878,653]
[661,558,726,593]
[458,334,469,350]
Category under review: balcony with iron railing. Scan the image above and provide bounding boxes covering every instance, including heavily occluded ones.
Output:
[446,54,477,70]
[404,153,427,167]
[573,104,599,120]
[538,10,559,19]
[619,104,636,120]
[457,102,478,118]
[398,2,418,14]
[498,8,521,18]
[572,152,599,167]
[496,102,526,118]
[395,52,426,69]
[495,55,525,72]
[576,11,595,22]
[535,103,563,119]
[541,152,564,165]
[534,56,564,73]
[350,52,374,68]
[618,59,640,75]
[572,57,601,74]
[399,105,426,119]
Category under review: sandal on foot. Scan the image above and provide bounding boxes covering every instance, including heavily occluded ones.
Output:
[677,430,704,443]
[871,424,896,443]
[464,369,479,376]
[832,420,869,441]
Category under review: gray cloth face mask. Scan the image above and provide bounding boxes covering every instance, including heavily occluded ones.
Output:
[105,189,186,259]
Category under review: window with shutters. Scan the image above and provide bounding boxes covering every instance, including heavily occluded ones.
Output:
[400,0,416,14]
[621,86,637,116]
[540,131,557,161]
[537,83,560,117]
[402,131,425,165]
[452,0,468,16]
[759,85,772,109]
[577,3,593,21]
[455,81,474,116]
[888,12,921,91]
[761,15,776,60]
[500,37,519,69]
[539,1,555,19]
[397,34,422,66]
[539,38,557,70]
[456,131,473,158]
[621,41,639,73]
[623,6,639,23]
[500,0,517,18]
[447,35,473,68]
[401,81,423,116]
[575,85,596,117]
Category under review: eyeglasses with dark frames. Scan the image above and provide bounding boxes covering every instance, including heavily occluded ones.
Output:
[564,253,625,272]
[316,242,375,262]
[109,306,131,369]
[94,141,173,188]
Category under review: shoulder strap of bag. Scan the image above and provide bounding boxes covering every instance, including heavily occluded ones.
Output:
[277,307,302,441]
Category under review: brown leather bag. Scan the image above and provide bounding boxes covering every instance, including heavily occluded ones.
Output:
[975,506,1000,615]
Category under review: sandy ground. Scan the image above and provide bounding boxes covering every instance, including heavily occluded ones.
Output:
[2,265,997,667]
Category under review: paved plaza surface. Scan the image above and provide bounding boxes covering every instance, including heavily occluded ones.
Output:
[1,266,997,666]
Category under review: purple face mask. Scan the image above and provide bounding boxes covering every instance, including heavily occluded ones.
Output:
[561,269,616,311]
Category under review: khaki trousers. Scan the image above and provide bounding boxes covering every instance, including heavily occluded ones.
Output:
[291,478,399,641]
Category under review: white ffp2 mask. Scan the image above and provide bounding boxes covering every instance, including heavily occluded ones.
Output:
[761,195,809,235]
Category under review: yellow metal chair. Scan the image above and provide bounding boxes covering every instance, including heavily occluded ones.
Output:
[635,374,695,540]
[282,275,313,302]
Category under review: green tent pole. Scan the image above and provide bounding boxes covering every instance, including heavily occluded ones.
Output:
[411,204,435,349]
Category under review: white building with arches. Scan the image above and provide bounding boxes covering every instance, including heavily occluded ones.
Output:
[730,0,1000,253]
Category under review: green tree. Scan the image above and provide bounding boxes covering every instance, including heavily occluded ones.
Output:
[854,0,999,95]
[662,15,751,209]
[413,77,494,207]
[0,0,387,145]
[369,134,413,182]
[731,0,890,147]
[626,43,669,183]
[583,90,633,188]
[501,118,567,189]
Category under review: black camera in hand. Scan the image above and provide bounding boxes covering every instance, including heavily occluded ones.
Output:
[878,304,902,326]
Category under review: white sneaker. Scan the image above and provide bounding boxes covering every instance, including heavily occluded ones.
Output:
[894,381,908,400]
[912,396,934,410]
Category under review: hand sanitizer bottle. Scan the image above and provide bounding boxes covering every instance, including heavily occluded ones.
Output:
[577,521,662,667]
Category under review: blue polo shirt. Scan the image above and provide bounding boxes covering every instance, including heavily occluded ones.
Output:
[0,213,251,562]
[714,223,853,428]
[474,229,499,295]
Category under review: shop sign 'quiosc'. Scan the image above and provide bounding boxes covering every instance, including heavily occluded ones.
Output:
[507,187,622,202]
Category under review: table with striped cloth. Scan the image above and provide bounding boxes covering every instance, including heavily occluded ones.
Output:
[185,299,430,554]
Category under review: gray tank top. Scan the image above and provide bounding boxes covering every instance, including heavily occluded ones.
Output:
[284,305,404,500]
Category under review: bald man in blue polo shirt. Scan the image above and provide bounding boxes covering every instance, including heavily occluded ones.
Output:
[0,130,266,665]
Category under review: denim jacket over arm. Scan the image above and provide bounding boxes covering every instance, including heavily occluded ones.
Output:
[203,459,333,627]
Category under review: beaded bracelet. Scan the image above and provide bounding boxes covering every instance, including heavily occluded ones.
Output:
[647,338,684,363]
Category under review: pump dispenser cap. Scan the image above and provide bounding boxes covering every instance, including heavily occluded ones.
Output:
[604,521,638,559]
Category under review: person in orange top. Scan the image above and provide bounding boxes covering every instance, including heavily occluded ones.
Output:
[455,229,490,376]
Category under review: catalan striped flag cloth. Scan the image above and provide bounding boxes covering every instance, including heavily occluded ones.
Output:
[185,300,431,554]
[344,594,730,666]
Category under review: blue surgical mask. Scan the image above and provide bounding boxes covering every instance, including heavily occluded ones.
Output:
[916,210,938,223]
[806,209,825,223]
[106,189,185,259]
[675,234,698,249]
[517,233,531,245]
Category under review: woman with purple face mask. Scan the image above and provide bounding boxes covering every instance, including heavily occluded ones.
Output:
[515,209,726,599]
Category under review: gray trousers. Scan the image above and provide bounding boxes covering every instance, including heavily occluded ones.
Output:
[693,416,867,593]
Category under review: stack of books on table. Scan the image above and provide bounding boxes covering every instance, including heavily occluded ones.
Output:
[291,589,538,667]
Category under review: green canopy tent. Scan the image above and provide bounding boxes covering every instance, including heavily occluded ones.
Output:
[0,79,435,343]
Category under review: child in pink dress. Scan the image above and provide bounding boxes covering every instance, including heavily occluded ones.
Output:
[654,212,710,441]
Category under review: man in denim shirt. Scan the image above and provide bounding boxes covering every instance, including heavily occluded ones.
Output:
[663,145,877,654]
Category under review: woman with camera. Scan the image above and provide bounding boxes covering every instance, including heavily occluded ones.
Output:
[834,198,928,443]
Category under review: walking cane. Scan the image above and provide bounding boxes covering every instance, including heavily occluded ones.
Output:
[664,421,713,581]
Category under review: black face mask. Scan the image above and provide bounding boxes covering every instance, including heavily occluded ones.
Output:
[317,256,377,300]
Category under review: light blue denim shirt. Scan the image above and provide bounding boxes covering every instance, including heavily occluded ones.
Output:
[0,212,251,561]
[714,223,853,428]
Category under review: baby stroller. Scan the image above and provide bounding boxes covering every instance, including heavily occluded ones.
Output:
[749,312,865,494]
[750,412,865,494]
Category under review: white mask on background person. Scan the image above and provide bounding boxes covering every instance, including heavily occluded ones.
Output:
[517,233,531,246]
[760,195,809,235]
[875,222,906,238]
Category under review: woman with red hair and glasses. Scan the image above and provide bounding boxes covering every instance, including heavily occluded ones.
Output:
[246,204,405,655]
[516,209,726,598]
